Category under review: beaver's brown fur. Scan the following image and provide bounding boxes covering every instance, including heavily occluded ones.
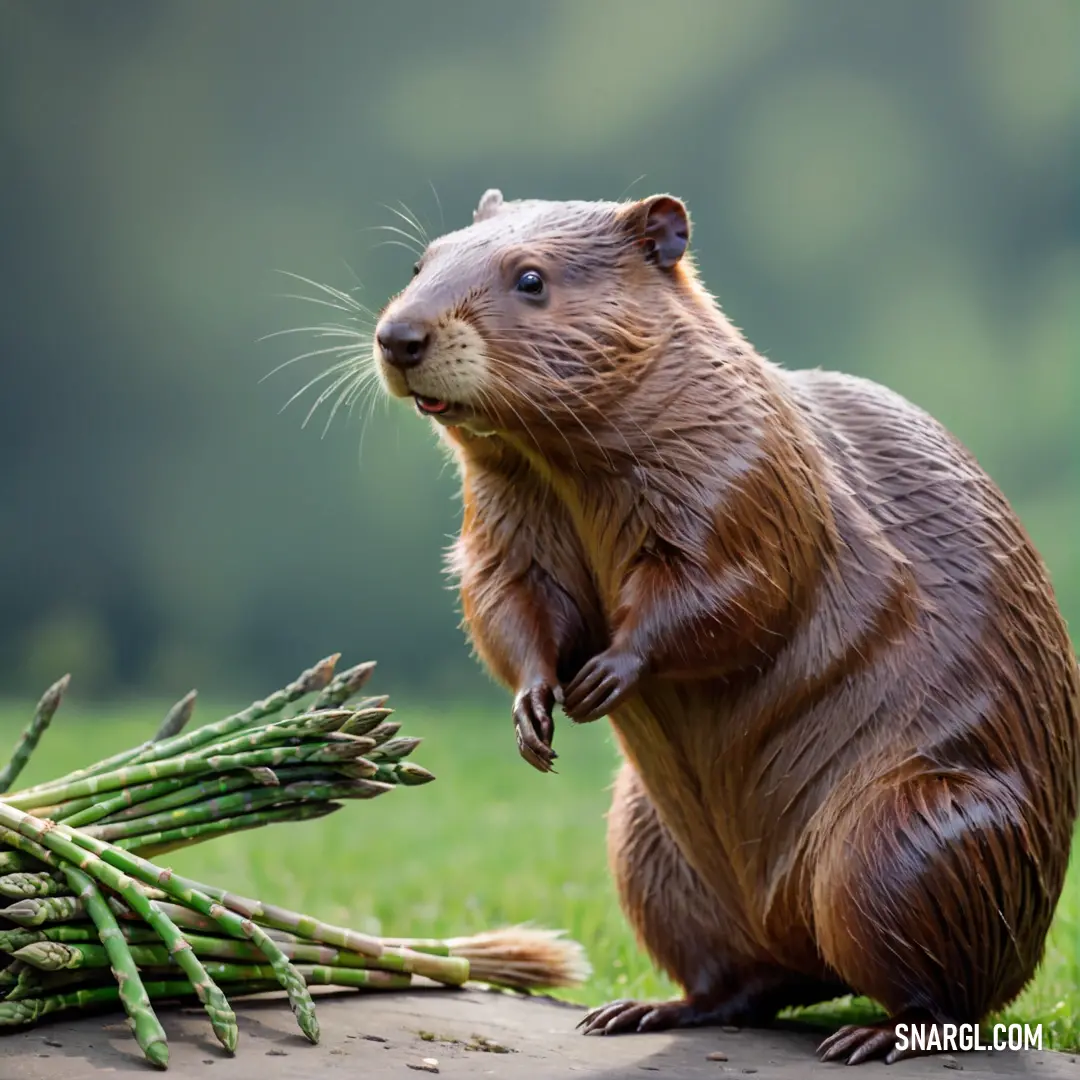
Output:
[372,189,1080,1064]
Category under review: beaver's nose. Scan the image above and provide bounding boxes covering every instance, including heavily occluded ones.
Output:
[376,321,430,369]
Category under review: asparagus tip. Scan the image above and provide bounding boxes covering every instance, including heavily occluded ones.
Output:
[305,655,340,693]
[145,1038,170,1068]
[46,673,73,702]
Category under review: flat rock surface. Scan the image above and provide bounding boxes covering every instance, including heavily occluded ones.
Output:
[1,989,1076,1080]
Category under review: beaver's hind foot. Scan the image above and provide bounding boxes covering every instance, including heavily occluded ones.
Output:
[577,996,738,1036]
[817,1009,937,1065]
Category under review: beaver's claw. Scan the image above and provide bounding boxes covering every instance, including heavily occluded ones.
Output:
[817,1012,934,1065]
[513,680,557,772]
[562,649,644,723]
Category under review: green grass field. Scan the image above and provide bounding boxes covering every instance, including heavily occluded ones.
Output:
[1,696,1077,1051]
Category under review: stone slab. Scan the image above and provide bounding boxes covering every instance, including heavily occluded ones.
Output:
[1,989,1076,1080]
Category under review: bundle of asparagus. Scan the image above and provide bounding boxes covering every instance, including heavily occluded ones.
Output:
[0,656,589,1069]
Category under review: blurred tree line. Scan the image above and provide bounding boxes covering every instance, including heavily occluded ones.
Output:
[0,0,1076,701]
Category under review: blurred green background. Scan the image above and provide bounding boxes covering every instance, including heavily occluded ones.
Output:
[1,0,1077,703]
[1,0,1079,1046]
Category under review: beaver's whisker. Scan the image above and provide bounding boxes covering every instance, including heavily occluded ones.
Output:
[273,271,371,315]
[259,324,370,344]
[260,341,371,383]
[272,292,375,317]
[322,368,372,438]
[346,369,381,421]
[279,358,362,415]
[390,201,431,245]
[427,180,445,233]
[302,365,366,430]
[365,223,425,257]
[369,238,427,259]
[354,369,387,462]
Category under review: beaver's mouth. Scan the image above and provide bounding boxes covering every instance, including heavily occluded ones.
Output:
[413,394,451,416]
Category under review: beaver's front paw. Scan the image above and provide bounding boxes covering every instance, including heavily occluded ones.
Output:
[562,649,644,723]
[513,679,558,773]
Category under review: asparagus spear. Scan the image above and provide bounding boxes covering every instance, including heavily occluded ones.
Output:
[311,661,376,709]
[15,655,338,797]
[152,690,197,743]
[200,961,412,991]
[0,676,69,794]
[93,765,372,825]
[116,800,341,856]
[371,761,436,786]
[0,850,40,873]
[58,772,266,829]
[0,924,165,952]
[6,739,372,812]
[87,780,387,843]
[13,934,465,983]
[0,979,282,1026]
[0,870,69,899]
[367,736,423,763]
[0,824,237,1054]
[2,895,85,926]
[61,862,171,1068]
[0,809,322,1044]
[124,655,340,767]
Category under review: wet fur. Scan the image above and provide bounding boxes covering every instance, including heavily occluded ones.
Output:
[373,193,1080,1058]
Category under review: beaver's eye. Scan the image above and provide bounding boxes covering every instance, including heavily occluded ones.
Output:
[515,270,545,297]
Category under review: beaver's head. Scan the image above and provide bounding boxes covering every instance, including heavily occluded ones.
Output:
[372,190,693,437]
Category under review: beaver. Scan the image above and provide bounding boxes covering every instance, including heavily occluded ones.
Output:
[371,189,1080,1064]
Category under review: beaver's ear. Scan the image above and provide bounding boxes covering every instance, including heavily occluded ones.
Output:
[625,195,690,269]
[474,189,505,223]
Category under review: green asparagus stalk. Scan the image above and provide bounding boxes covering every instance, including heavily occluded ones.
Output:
[6,966,108,1001]
[12,934,465,983]
[0,810,323,1044]
[105,872,384,960]
[179,710,359,762]
[15,655,338,797]
[371,761,436,786]
[62,862,171,1067]
[93,765,377,827]
[199,961,412,991]
[366,720,402,746]
[367,736,423,763]
[52,742,378,830]
[310,661,376,709]
[6,739,373,812]
[86,779,388,844]
[116,800,341,856]
[0,850,40,873]
[93,772,277,825]
[58,772,265,829]
[0,824,237,1053]
[3,894,85,926]
[10,961,48,1000]
[152,690,197,743]
[0,924,167,952]
[0,929,50,953]
[0,675,70,794]
[125,655,340,766]
[0,870,69,899]
[0,958,30,990]
[0,980,282,1026]
[339,706,394,737]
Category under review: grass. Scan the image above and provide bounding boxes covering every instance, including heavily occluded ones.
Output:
[1,695,1077,1052]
